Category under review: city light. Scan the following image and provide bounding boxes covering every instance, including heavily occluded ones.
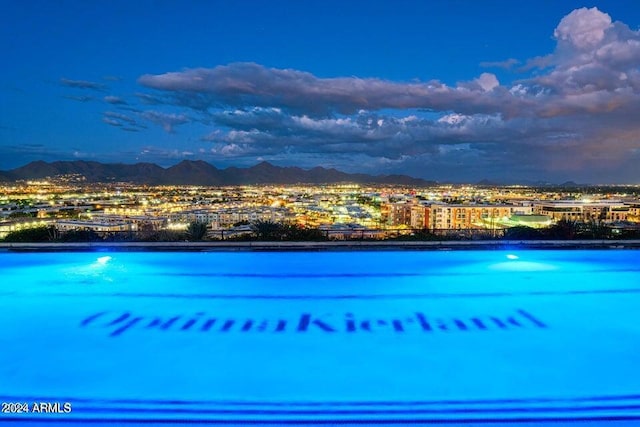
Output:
[1,179,640,241]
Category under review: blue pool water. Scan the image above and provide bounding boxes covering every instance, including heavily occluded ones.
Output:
[1,249,640,425]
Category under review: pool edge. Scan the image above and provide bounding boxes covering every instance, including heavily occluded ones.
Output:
[1,240,639,252]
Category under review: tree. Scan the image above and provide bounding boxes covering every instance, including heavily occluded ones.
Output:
[393,228,440,241]
[503,226,544,240]
[139,230,185,242]
[186,222,208,241]
[251,220,284,240]
[8,212,36,219]
[3,226,56,242]
[248,221,326,241]
[58,228,102,242]
[544,219,578,239]
[578,220,611,239]
[281,223,327,241]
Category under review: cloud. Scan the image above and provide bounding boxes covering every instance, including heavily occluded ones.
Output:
[203,107,528,163]
[76,7,640,182]
[536,9,640,83]
[104,111,138,125]
[139,110,190,133]
[135,92,165,105]
[554,7,612,50]
[60,78,107,91]
[138,62,526,117]
[475,73,500,91]
[72,150,95,159]
[104,95,127,105]
[63,95,94,102]
[134,146,201,163]
[102,117,122,127]
[480,58,520,69]
[102,111,148,132]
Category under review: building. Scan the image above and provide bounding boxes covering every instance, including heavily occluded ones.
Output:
[428,204,514,230]
[533,200,629,222]
[410,204,430,229]
[170,207,289,229]
[0,219,52,239]
[627,203,640,222]
[55,220,132,233]
[386,202,413,227]
[319,223,386,240]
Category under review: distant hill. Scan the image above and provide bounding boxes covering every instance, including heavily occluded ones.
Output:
[0,160,437,186]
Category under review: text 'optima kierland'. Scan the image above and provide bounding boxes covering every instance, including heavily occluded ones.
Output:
[81,309,547,337]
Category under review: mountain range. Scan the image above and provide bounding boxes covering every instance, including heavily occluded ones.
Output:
[0,160,436,186]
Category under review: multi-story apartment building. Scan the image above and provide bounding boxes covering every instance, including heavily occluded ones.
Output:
[388,199,637,230]
[386,202,413,227]
[55,220,132,233]
[533,201,629,222]
[410,204,430,229]
[170,207,288,229]
[388,201,517,230]
[428,204,514,230]
[89,214,167,231]
[627,203,640,221]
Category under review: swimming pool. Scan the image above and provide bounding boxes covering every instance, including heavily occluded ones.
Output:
[1,249,640,425]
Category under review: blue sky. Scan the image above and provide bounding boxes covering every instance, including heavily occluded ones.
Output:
[2,1,640,183]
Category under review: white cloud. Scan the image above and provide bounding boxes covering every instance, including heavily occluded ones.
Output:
[476,73,499,91]
[438,114,467,125]
[554,7,612,50]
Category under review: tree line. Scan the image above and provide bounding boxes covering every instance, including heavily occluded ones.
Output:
[2,219,639,243]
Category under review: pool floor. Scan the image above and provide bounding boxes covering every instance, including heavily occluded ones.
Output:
[1,250,640,425]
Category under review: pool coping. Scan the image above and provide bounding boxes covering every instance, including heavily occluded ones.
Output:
[1,239,640,251]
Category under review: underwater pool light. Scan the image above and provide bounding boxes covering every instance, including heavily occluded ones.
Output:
[506,254,519,260]
[96,256,112,265]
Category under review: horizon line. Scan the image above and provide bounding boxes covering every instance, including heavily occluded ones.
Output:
[2,159,640,187]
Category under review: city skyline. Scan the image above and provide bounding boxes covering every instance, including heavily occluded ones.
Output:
[3,1,640,183]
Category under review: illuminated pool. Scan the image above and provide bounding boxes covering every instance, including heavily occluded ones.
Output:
[1,249,640,425]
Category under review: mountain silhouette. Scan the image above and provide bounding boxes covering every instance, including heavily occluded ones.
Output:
[0,160,436,186]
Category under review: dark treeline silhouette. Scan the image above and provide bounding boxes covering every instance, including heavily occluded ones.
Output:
[2,219,640,243]
[247,220,326,241]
